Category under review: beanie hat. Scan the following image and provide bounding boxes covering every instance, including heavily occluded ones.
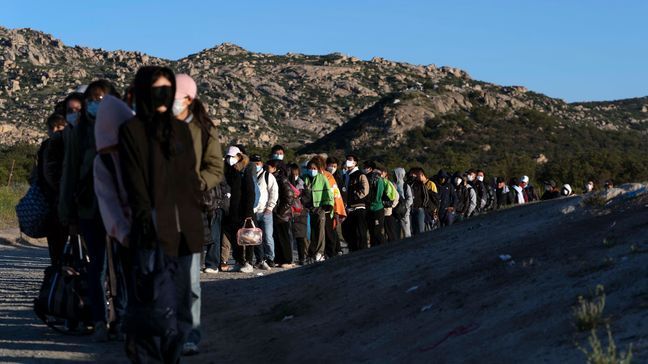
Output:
[95,95,135,151]
[226,146,242,157]
[250,154,263,162]
[175,74,197,100]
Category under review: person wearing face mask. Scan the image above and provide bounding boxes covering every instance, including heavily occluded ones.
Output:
[561,184,573,197]
[519,175,539,202]
[287,163,309,265]
[409,167,438,234]
[476,170,495,212]
[304,157,334,262]
[510,177,525,205]
[266,160,295,267]
[119,66,204,362]
[363,161,388,247]
[269,145,288,177]
[251,155,279,270]
[326,156,347,254]
[495,177,513,209]
[467,169,487,214]
[434,170,457,227]
[37,114,68,267]
[450,172,469,222]
[221,146,257,273]
[392,167,413,238]
[341,155,370,252]
[63,92,84,128]
[322,157,346,258]
[172,74,224,355]
[58,79,121,342]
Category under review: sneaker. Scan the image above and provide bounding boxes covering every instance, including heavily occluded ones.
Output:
[182,342,200,356]
[202,267,219,274]
[266,260,276,268]
[92,321,109,342]
[315,253,325,262]
[256,261,271,271]
[280,263,294,269]
[239,262,254,273]
[219,263,232,272]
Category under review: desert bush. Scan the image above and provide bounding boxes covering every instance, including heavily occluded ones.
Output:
[583,194,608,208]
[574,284,606,331]
[577,325,633,364]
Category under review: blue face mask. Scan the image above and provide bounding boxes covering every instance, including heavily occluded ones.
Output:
[86,100,100,119]
[309,169,319,177]
[66,112,79,126]
[272,154,284,161]
[256,165,263,173]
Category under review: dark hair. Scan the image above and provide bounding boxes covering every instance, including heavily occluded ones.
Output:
[477,169,485,174]
[266,160,281,169]
[271,145,285,154]
[288,163,300,171]
[132,67,177,157]
[410,167,426,177]
[189,98,214,138]
[345,154,359,162]
[85,79,120,101]
[235,144,247,155]
[362,160,377,169]
[46,113,66,130]
[62,92,84,113]
[326,156,339,165]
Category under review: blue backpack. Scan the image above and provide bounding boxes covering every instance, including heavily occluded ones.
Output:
[16,183,50,238]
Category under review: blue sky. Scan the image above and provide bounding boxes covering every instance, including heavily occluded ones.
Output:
[2,0,646,102]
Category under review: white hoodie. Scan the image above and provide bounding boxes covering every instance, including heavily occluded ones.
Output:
[254,170,279,214]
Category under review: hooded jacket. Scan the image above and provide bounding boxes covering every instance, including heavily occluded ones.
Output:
[273,171,295,222]
[254,169,279,214]
[225,154,256,225]
[394,167,414,214]
[93,95,134,244]
[119,66,204,257]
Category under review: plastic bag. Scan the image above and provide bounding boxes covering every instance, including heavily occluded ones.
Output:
[237,218,263,246]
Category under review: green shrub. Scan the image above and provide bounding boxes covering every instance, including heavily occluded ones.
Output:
[574,285,606,331]
[0,184,28,229]
[578,325,633,364]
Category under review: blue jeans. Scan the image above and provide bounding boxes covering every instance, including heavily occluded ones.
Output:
[188,253,201,344]
[204,209,223,268]
[254,212,275,262]
[411,208,426,235]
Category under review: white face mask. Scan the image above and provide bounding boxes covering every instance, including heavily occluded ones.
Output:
[327,166,337,174]
[172,99,186,117]
[477,175,484,182]
[455,178,463,186]
[467,175,475,182]
[586,183,593,191]
[227,156,238,166]
[345,160,356,169]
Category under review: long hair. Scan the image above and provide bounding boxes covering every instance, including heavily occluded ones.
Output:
[189,98,213,137]
[132,66,177,158]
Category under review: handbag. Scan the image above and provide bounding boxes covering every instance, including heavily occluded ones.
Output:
[33,236,93,335]
[16,183,50,238]
[236,217,263,246]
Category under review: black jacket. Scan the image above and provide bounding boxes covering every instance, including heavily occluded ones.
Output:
[273,172,295,223]
[224,155,256,226]
[118,66,203,257]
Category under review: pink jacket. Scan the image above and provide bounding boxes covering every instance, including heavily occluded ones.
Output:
[94,153,131,244]
[93,95,134,244]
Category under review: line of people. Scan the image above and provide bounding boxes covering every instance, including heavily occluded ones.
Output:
[32,66,587,363]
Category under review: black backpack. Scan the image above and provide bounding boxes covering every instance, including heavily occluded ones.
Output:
[422,182,439,214]
[393,185,408,219]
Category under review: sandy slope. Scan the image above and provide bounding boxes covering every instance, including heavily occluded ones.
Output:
[190,185,648,364]
[1,185,646,363]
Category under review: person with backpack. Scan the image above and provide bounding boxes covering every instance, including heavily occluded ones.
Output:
[362,161,388,247]
[392,167,413,239]
[118,66,204,362]
[172,74,224,355]
[288,163,309,265]
[221,145,257,273]
[476,170,495,212]
[59,79,121,342]
[267,160,295,268]
[322,158,346,258]
[304,157,334,262]
[341,155,370,251]
[467,169,489,214]
[380,169,400,242]
[435,170,457,227]
[251,154,279,270]
[37,114,68,267]
[409,167,438,234]
[92,95,133,342]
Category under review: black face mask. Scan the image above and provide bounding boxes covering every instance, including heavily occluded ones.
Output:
[151,86,174,110]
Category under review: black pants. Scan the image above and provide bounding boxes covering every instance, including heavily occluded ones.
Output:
[125,253,192,364]
[273,218,293,265]
[295,237,308,263]
[45,213,68,266]
[384,214,398,242]
[308,209,326,258]
[342,209,368,252]
[324,213,339,258]
[367,209,385,247]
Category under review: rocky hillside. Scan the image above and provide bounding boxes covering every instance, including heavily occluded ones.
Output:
[1,26,647,148]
